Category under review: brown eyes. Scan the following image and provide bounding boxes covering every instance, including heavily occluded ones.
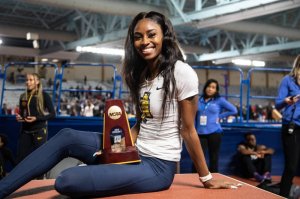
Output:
[134,33,156,41]
[148,33,156,38]
[133,35,142,40]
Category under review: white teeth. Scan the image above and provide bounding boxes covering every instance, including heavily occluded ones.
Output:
[142,48,153,53]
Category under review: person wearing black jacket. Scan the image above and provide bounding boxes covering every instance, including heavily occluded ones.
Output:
[16,73,55,163]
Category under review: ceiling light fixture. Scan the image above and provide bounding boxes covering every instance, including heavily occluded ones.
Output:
[252,60,265,67]
[76,46,124,56]
[232,59,265,67]
[232,59,252,66]
[26,32,39,49]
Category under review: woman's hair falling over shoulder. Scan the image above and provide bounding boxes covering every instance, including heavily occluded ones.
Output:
[122,11,184,121]
[290,54,300,78]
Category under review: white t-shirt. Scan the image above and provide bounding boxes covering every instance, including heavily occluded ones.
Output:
[136,60,199,161]
[83,104,94,117]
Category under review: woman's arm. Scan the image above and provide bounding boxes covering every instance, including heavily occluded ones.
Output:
[130,106,141,144]
[130,122,140,144]
[179,95,239,189]
[219,98,238,119]
[275,76,293,110]
[36,92,56,121]
[179,95,209,177]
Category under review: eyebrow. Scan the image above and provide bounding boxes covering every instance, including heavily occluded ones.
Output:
[134,29,157,34]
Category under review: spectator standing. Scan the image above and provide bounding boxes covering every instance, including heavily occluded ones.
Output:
[194,79,237,172]
[16,73,56,163]
[275,55,300,198]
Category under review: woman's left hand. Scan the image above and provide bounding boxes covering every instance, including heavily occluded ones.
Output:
[203,179,242,189]
[24,116,37,123]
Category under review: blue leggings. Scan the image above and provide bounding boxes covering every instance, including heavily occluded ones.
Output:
[0,128,176,198]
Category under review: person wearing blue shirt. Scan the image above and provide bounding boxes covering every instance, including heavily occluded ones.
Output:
[195,79,237,172]
[275,55,300,198]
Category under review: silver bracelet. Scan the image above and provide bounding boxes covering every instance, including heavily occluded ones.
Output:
[199,172,213,183]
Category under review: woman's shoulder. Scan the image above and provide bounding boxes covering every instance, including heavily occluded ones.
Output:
[19,92,26,98]
[174,60,191,69]
[174,60,196,75]
[279,75,293,86]
[282,74,292,81]
[213,96,224,101]
[213,97,232,106]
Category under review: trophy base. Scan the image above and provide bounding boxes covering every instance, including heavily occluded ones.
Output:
[98,146,141,164]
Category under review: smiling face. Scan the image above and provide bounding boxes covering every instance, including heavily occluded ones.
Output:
[205,82,217,98]
[26,74,39,91]
[133,18,163,65]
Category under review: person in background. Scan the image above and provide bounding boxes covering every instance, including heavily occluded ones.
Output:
[194,79,237,172]
[0,134,16,179]
[38,65,47,88]
[275,55,300,198]
[16,73,55,163]
[82,99,94,117]
[237,133,274,183]
[1,103,8,115]
[0,11,240,198]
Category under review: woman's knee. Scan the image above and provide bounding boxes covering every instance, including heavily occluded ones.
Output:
[54,169,76,195]
[55,128,77,140]
[55,167,94,197]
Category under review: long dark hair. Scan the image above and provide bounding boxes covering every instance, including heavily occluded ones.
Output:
[122,11,184,121]
[202,79,220,99]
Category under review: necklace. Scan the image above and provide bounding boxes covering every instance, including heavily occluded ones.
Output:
[145,78,154,92]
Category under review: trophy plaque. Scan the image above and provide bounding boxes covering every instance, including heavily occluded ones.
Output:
[98,99,141,164]
[20,99,28,119]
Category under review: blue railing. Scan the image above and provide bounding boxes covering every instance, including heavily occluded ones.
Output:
[56,63,117,115]
[245,67,290,122]
[0,62,59,111]
[0,62,290,124]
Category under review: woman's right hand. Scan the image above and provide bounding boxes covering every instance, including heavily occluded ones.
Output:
[16,113,24,122]
[285,96,294,105]
[203,179,242,189]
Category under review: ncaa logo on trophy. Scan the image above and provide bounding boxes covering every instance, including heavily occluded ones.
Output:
[108,105,122,120]
[97,99,141,164]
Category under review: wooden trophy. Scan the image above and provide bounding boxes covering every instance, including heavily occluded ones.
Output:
[98,99,141,164]
[20,99,28,119]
